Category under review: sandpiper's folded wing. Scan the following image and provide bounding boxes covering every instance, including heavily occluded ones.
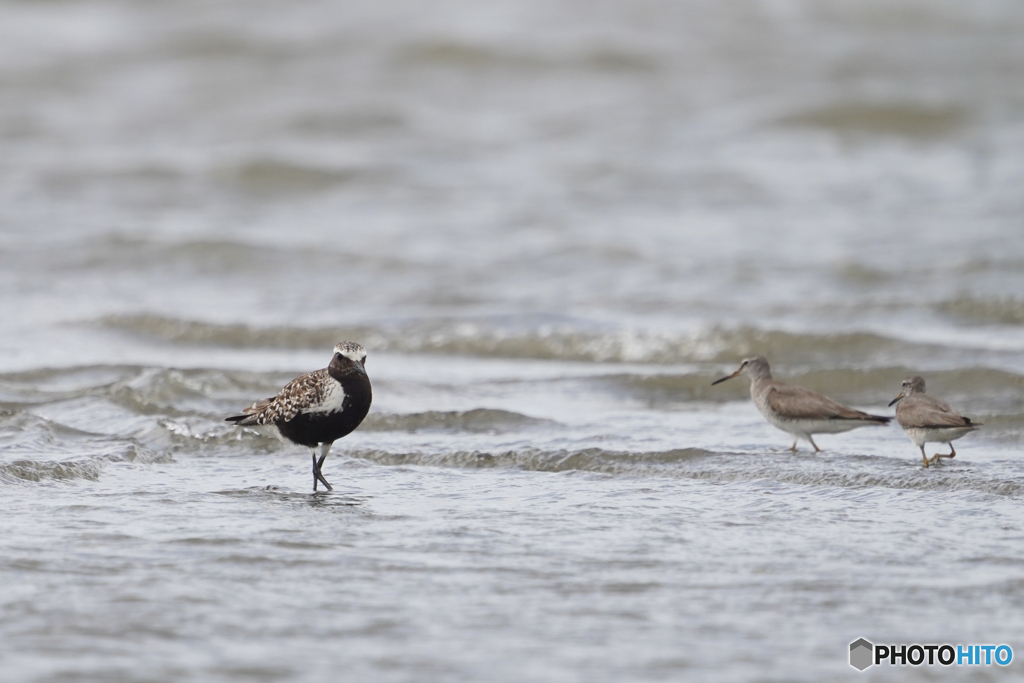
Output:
[766,382,890,423]
[897,395,978,429]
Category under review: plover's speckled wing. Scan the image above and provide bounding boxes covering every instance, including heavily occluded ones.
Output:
[230,369,332,426]
[765,382,889,422]
[897,394,976,429]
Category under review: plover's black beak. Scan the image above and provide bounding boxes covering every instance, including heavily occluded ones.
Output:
[355,360,367,375]
[711,369,741,386]
[887,391,904,407]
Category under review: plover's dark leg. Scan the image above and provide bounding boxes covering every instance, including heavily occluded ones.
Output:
[789,439,798,452]
[316,441,333,474]
[808,435,821,453]
[312,442,333,491]
[311,450,320,491]
[920,446,929,468]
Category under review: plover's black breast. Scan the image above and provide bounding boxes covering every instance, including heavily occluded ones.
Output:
[275,371,371,448]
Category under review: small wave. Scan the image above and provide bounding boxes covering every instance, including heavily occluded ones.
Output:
[361,409,559,434]
[393,40,546,70]
[937,296,1024,326]
[0,402,175,483]
[350,447,713,475]
[683,457,1024,497]
[977,414,1024,443]
[0,458,107,482]
[600,373,750,404]
[41,165,184,196]
[61,235,399,276]
[0,365,139,402]
[212,159,389,195]
[0,444,170,484]
[99,314,363,350]
[577,47,658,73]
[290,109,405,136]
[776,101,968,139]
[392,39,657,75]
[0,365,278,419]
[103,367,279,418]
[346,447,1022,496]
[0,408,121,446]
[149,418,283,452]
[98,314,947,366]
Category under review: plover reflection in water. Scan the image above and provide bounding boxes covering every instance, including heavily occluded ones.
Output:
[227,341,372,491]
[712,356,890,452]
[889,375,981,467]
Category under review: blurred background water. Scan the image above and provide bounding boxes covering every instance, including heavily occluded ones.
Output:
[1,1,1023,681]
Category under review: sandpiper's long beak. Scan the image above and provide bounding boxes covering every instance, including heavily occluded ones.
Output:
[887,391,904,407]
[711,368,742,386]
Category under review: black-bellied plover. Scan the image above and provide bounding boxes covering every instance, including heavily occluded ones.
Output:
[227,341,372,491]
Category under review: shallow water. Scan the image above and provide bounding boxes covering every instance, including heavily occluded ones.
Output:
[2,1,1023,681]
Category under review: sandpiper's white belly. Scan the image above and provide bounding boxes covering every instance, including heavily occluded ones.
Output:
[760,411,862,436]
[903,426,973,448]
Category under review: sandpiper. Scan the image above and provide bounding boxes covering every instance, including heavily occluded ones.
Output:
[888,376,981,467]
[712,356,890,452]
[226,341,372,491]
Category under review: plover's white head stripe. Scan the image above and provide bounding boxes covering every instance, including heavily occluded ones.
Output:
[334,341,367,363]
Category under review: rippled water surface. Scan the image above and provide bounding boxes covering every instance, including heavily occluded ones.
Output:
[2,1,1024,681]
